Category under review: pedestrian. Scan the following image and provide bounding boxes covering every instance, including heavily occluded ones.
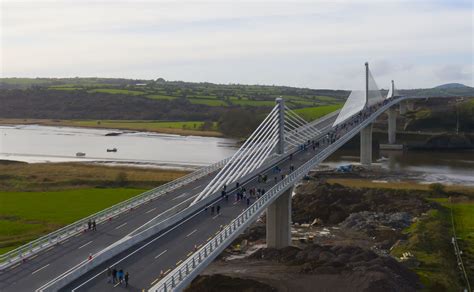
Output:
[112,268,117,284]
[223,184,227,191]
[118,269,124,284]
[92,220,97,231]
[106,267,112,283]
[88,219,92,231]
[221,190,225,198]
[236,182,240,189]
[225,194,229,201]
[124,272,129,287]
[246,197,250,206]
[217,205,220,215]
[211,205,214,215]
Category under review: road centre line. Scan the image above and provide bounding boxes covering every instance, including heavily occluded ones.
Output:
[32,264,50,275]
[115,222,128,230]
[155,250,168,259]
[186,229,197,237]
[146,207,157,214]
[78,241,93,250]
[69,204,208,291]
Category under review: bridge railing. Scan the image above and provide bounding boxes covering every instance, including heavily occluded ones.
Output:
[150,95,408,292]
[0,157,231,270]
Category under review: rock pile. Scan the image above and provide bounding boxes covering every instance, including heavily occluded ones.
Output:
[340,211,412,231]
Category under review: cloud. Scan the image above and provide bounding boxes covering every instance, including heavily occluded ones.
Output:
[1,0,472,89]
[435,64,472,82]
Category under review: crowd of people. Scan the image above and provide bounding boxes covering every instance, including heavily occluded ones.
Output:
[106,267,129,287]
[200,97,399,251]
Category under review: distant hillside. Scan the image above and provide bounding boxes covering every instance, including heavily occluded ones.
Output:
[434,83,469,89]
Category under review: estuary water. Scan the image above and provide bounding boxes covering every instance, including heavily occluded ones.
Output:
[0,125,472,185]
[0,125,237,169]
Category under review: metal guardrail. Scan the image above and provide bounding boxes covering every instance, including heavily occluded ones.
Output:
[0,157,231,271]
[150,96,408,291]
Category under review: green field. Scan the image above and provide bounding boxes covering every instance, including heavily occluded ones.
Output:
[146,94,177,100]
[391,208,461,291]
[69,120,217,131]
[434,198,474,284]
[0,188,145,253]
[293,104,343,121]
[188,98,228,106]
[230,100,275,107]
[88,88,145,95]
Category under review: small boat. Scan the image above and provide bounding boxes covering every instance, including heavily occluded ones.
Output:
[76,152,86,157]
[107,148,118,152]
[376,156,389,162]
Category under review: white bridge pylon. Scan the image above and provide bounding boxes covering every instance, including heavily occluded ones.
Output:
[334,62,397,126]
[191,99,322,205]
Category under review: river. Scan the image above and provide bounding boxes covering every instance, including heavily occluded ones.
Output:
[0,125,472,185]
[0,125,237,169]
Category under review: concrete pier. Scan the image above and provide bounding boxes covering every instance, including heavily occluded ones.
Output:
[399,101,407,115]
[360,124,373,166]
[266,187,292,248]
[387,107,397,144]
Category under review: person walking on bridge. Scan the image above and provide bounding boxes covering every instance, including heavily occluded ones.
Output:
[112,268,117,284]
[124,272,129,287]
[87,219,92,231]
[92,220,97,231]
[217,205,220,215]
[106,267,112,283]
[118,269,124,285]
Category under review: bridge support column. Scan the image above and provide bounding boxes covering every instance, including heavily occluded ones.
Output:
[399,101,407,115]
[387,107,397,144]
[266,187,292,249]
[360,124,373,166]
[406,101,415,111]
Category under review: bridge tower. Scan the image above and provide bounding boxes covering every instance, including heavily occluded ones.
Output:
[276,97,285,155]
[360,62,373,166]
[387,80,397,144]
[266,97,292,249]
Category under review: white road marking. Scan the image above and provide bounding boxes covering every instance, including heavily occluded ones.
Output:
[115,222,128,230]
[154,249,168,259]
[212,214,219,220]
[146,207,157,214]
[186,229,197,237]
[78,240,93,249]
[113,281,121,287]
[32,264,50,275]
[69,206,209,292]
[172,193,188,201]
[192,185,202,190]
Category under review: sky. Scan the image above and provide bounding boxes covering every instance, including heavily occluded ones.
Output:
[1,0,473,89]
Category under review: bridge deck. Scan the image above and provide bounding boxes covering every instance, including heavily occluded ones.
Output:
[61,136,324,291]
[0,112,337,291]
[0,172,217,291]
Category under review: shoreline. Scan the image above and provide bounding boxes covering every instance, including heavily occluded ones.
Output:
[0,118,224,138]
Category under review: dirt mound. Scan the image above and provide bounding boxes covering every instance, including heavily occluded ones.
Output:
[185,274,276,292]
[293,182,432,224]
[249,244,420,291]
[340,211,412,231]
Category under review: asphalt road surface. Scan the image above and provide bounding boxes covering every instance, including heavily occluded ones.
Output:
[0,114,337,292]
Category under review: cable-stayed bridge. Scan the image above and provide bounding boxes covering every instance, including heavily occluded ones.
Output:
[0,63,453,292]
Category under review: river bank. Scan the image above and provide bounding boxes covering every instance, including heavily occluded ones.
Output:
[0,118,223,137]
